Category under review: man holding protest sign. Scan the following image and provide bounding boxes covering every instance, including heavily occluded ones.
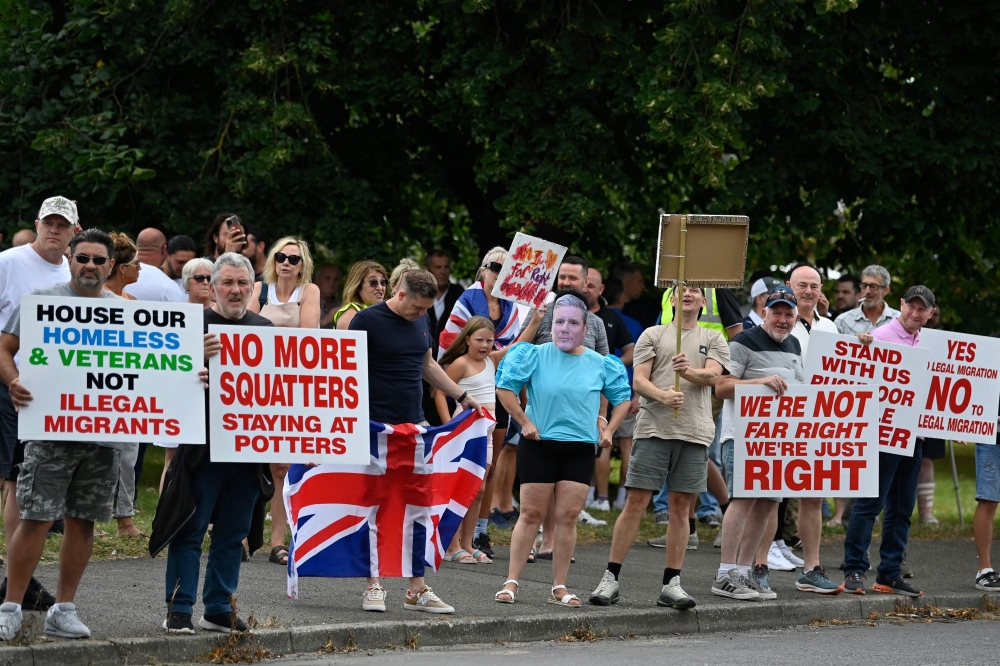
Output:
[350,269,481,614]
[152,252,273,635]
[0,229,122,640]
[842,286,937,597]
[715,286,843,601]
[589,285,728,609]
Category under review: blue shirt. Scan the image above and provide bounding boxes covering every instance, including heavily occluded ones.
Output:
[496,342,631,443]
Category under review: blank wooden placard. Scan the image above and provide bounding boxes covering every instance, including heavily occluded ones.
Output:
[655,214,749,289]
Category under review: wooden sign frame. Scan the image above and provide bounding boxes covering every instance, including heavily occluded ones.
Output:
[655,214,749,289]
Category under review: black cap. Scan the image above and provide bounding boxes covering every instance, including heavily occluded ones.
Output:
[903,285,936,308]
[765,285,797,309]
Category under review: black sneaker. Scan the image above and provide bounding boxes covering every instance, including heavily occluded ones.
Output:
[472,532,494,559]
[163,611,195,635]
[199,612,249,633]
[975,570,1000,591]
[873,576,922,597]
[501,509,520,525]
[0,576,57,611]
[844,571,866,595]
[900,558,913,579]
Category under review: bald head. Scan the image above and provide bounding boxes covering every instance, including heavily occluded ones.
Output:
[136,228,168,264]
[787,264,823,317]
[12,229,36,247]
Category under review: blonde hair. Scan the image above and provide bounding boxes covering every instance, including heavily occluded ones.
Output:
[389,258,421,295]
[439,316,496,367]
[263,236,313,287]
[342,260,389,306]
[109,232,137,276]
[477,245,507,282]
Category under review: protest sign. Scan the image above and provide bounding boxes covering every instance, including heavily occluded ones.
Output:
[733,385,879,498]
[917,329,1000,444]
[492,232,567,308]
[803,330,928,457]
[208,326,369,464]
[17,295,205,443]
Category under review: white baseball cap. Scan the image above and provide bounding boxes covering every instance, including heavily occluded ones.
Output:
[37,196,79,226]
[750,276,781,299]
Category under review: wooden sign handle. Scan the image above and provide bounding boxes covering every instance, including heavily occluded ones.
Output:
[673,215,687,419]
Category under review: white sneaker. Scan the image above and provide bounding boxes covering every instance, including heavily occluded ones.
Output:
[578,510,607,526]
[362,584,387,612]
[767,542,796,571]
[44,603,91,639]
[658,575,696,609]
[588,570,620,605]
[778,542,805,567]
[0,603,23,641]
[589,499,610,512]
[613,494,627,511]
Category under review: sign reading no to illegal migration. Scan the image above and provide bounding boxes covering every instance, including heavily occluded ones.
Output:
[733,385,879,498]
[17,295,206,443]
[208,326,370,464]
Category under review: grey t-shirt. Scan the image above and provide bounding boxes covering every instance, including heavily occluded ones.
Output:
[720,324,805,442]
[525,308,610,356]
[4,282,125,450]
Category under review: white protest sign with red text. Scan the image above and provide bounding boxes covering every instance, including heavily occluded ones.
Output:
[492,232,567,308]
[209,326,370,464]
[803,330,928,457]
[18,296,205,443]
[734,385,879,498]
[917,329,1000,444]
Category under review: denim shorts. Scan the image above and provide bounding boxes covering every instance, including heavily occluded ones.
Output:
[975,443,1000,503]
[721,439,781,502]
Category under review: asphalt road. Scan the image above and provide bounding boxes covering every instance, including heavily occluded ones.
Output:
[267,621,1000,666]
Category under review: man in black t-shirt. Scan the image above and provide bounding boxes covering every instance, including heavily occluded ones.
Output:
[154,253,274,636]
[350,269,481,614]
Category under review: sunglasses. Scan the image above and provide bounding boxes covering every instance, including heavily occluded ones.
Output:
[367,278,388,289]
[191,275,211,284]
[765,290,798,306]
[486,261,503,274]
[73,254,109,266]
[274,252,303,266]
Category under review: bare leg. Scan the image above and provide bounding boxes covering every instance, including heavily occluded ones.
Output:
[738,500,778,567]
[4,519,53,603]
[720,498,753,564]
[158,447,177,494]
[608,489,653,564]
[492,445,517,513]
[55,518,95,603]
[540,494,557,553]
[270,463,290,551]
[831,498,846,523]
[594,447,610,500]
[551,481,588,593]
[756,502,778,565]
[917,457,936,518]
[498,483,553,600]
[3,482,21,549]
[479,439,503,519]
[799,497,823,570]
[707,461,728,510]
[975,500,997,572]
[667,492,694,569]
[618,438,632,483]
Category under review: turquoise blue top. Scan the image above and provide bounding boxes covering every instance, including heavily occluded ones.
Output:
[496,342,631,443]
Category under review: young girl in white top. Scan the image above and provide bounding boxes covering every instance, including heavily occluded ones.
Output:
[435,311,543,563]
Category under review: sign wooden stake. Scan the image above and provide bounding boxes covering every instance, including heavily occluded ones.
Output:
[673,215,688,418]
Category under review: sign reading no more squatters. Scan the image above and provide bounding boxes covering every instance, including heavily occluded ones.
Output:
[804,330,928,457]
[208,326,370,464]
[491,232,567,308]
[733,385,879,498]
[17,295,206,443]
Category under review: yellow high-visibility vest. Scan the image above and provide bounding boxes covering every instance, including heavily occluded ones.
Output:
[660,287,729,338]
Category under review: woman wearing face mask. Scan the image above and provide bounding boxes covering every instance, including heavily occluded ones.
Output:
[334,261,389,330]
[492,295,631,607]
[247,237,321,566]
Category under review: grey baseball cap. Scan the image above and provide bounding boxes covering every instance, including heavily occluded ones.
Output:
[37,196,79,226]
[903,285,936,308]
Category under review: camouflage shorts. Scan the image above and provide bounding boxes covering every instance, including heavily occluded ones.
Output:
[17,441,121,523]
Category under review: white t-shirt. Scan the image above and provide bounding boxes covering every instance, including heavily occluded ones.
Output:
[0,244,70,330]
[791,312,837,363]
[125,263,187,302]
[173,277,184,291]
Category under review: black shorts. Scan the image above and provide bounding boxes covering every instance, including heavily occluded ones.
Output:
[494,397,510,429]
[517,438,596,485]
[922,437,946,460]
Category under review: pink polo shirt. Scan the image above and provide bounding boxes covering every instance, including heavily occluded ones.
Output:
[870,316,919,347]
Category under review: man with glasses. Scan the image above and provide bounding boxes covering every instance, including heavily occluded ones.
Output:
[835,265,898,335]
[0,196,80,615]
[0,229,123,640]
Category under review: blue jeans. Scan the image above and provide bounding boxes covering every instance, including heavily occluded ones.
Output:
[653,415,722,518]
[165,460,260,616]
[843,439,923,581]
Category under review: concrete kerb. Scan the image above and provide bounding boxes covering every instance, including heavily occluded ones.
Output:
[2,592,996,664]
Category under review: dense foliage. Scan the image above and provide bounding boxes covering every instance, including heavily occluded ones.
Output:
[1,0,997,329]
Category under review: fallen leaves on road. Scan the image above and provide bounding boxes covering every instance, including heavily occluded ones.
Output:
[809,597,999,629]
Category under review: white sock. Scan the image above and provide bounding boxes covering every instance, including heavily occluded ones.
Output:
[586,487,596,503]
[719,563,736,579]
[776,539,787,548]
[7,603,21,613]
[978,568,995,577]
[616,487,627,502]
[737,565,751,577]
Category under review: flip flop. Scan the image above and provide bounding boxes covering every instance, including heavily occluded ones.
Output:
[472,549,493,563]
[269,545,289,565]
[446,549,477,563]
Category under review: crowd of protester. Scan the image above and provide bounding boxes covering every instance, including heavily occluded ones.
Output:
[0,197,997,640]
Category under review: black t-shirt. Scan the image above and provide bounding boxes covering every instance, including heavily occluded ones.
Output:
[350,301,431,425]
[595,304,634,352]
[715,288,744,330]
[205,308,274,442]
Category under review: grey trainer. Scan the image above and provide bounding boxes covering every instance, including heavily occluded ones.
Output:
[711,569,759,601]
[589,570,620,606]
[44,603,91,639]
[0,603,23,641]
[658,576,696,609]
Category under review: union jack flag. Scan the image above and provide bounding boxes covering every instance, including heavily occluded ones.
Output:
[283,410,492,599]
[437,282,520,358]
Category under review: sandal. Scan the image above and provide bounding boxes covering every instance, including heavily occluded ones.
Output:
[446,549,477,563]
[495,580,518,604]
[548,585,582,608]
[526,548,536,564]
[269,545,289,565]
[472,549,492,563]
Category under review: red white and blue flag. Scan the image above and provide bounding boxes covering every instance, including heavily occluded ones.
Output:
[437,281,521,358]
[283,410,492,598]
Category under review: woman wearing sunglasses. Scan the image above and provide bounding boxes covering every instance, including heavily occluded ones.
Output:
[334,260,389,330]
[247,236,321,566]
[180,258,215,309]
